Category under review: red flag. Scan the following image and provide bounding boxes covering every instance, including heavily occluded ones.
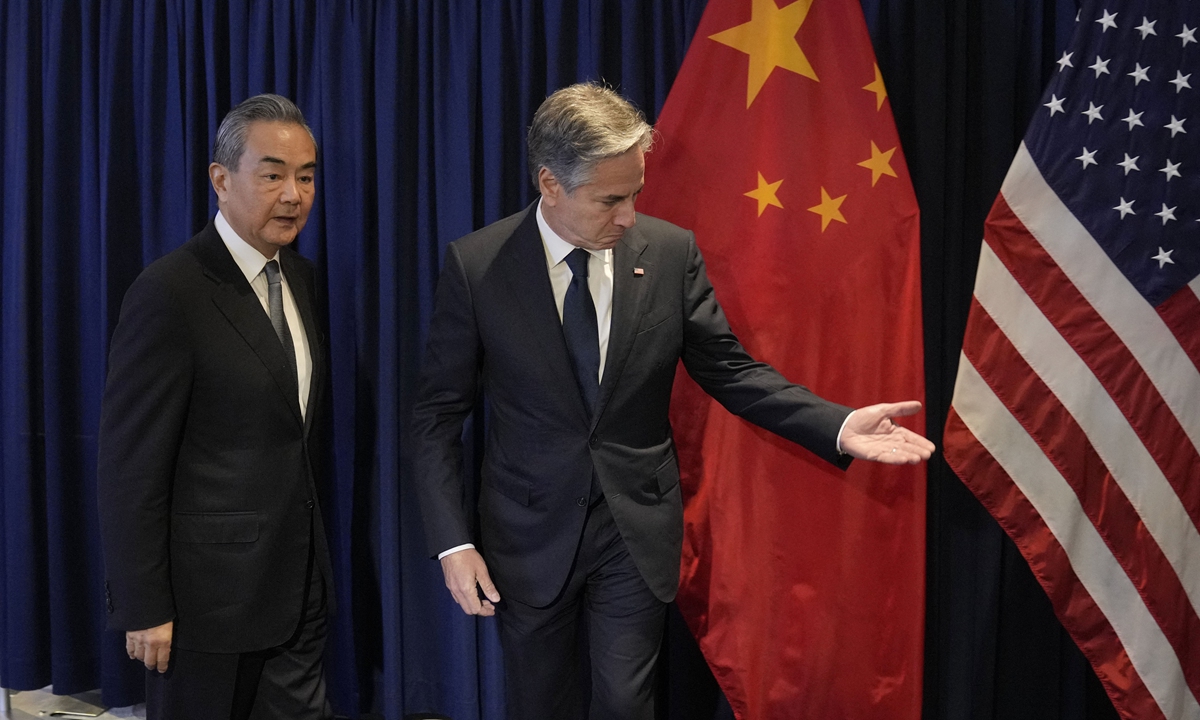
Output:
[945,2,1200,718]
[637,0,925,718]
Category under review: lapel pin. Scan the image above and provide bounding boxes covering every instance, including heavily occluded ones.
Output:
[633,267,645,276]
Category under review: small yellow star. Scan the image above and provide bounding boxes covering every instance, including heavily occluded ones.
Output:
[745,172,784,216]
[857,142,898,186]
[807,187,847,231]
[709,0,818,107]
[863,63,888,110]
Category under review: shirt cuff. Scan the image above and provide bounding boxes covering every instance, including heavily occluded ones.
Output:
[836,410,856,455]
[437,543,475,560]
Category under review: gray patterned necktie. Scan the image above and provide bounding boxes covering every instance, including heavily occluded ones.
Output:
[263,260,298,380]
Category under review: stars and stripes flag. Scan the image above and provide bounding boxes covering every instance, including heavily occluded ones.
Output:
[639,0,925,717]
[944,2,1200,718]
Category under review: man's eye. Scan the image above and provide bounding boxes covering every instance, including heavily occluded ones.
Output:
[265,174,280,181]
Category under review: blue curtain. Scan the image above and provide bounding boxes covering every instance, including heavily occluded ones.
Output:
[0,1,704,717]
[0,1,1122,719]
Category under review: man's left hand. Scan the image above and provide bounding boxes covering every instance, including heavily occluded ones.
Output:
[840,401,935,464]
[126,620,174,673]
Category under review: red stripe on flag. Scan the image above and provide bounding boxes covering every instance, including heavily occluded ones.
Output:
[944,408,1167,720]
[1157,287,1200,373]
[984,196,1200,522]
[962,299,1200,699]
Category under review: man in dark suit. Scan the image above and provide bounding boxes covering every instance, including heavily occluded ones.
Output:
[98,94,333,720]
[411,83,934,719]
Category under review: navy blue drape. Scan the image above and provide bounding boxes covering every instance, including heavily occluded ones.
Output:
[0,1,1121,719]
[0,1,704,717]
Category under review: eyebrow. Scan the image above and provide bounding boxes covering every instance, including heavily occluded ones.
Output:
[600,185,644,202]
[256,156,317,170]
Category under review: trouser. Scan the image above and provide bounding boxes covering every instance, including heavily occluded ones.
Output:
[146,561,331,720]
[496,499,668,720]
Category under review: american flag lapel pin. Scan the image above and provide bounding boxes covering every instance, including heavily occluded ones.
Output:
[633,267,645,276]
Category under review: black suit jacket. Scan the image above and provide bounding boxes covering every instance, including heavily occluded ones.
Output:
[412,204,853,607]
[98,221,332,654]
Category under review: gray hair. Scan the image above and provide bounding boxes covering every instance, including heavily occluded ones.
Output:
[527,83,653,193]
[212,94,317,171]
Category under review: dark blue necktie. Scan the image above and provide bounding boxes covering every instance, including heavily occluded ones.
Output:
[562,248,600,416]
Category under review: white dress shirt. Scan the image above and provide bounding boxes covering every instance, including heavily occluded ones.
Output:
[536,200,614,383]
[214,211,313,419]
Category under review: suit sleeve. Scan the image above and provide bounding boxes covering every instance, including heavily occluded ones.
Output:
[410,243,482,557]
[677,235,853,468]
[97,272,192,631]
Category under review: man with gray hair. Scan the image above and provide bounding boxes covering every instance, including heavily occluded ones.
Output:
[99,93,333,719]
[412,82,932,717]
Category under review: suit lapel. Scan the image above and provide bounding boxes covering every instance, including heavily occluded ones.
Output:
[495,205,591,424]
[594,225,651,425]
[192,224,305,427]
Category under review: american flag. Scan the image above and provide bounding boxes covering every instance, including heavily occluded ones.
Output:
[944,1,1200,719]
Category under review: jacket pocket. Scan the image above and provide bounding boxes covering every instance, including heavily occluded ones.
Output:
[171,511,259,543]
[654,454,680,495]
[636,308,679,335]
[486,471,533,507]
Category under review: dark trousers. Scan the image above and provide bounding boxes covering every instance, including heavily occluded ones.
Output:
[146,564,331,720]
[496,500,668,720]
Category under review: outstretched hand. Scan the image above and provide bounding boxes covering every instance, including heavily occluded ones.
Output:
[840,401,934,464]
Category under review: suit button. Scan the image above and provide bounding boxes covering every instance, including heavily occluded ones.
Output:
[577,497,587,507]
[589,436,598,448]
[306,499,315,509]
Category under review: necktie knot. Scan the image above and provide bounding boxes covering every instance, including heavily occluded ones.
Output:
[264,259,282,286]
[565,248,590,280]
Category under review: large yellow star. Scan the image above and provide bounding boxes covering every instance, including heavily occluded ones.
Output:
[709,0,818,107]
[857,142,897,186]
[807,187,847,231]
[745,172,784,216]
[863,63,888,110]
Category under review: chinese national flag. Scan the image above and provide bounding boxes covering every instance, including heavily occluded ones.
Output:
[636,0,925,718]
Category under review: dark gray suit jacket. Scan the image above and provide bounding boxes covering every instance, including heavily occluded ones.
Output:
[412,203,852,607]
[98,221,332,653]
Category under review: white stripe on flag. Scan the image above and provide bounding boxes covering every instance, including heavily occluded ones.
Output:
[1000,143,1200,447]
[952,355,1200,720]
[972,242,1200,613]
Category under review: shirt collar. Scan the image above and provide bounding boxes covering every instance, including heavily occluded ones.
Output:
[536,198,609,266]
[215,211,279,284]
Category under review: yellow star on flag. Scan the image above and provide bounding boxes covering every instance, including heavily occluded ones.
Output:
[807,187,847,231]
[863,63,888,110]
[709,0,818,107]
[745,172,784,216]
[857,142,898,186]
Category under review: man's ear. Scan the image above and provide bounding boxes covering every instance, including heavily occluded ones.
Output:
[209,162,230,203]
[537,166,562,206]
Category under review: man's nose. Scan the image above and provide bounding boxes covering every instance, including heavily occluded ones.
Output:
[280,176,301,203]
[615,199,637,228]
